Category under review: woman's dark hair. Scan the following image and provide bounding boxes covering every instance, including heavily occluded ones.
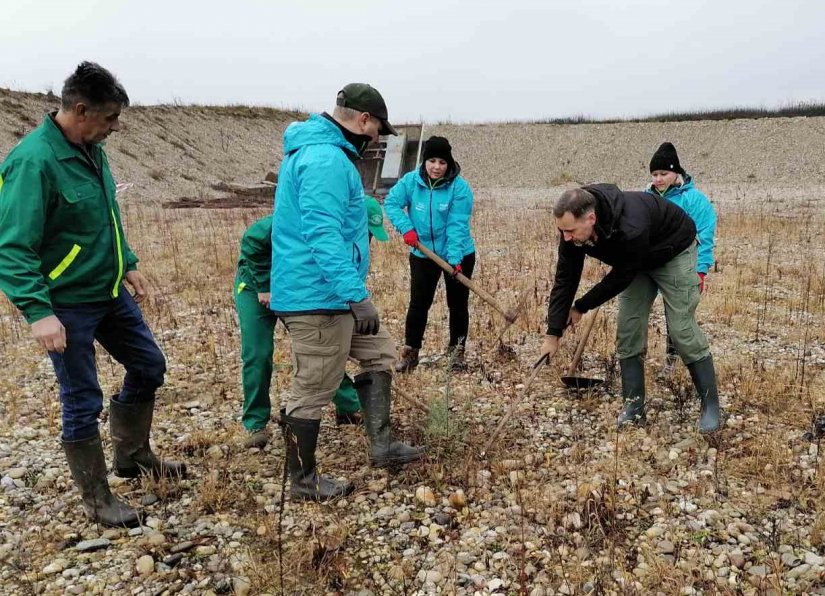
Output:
[61,62,130,110]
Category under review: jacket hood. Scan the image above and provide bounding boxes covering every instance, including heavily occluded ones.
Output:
[283,113,359,156]
[416,160,462,188]
[583,183,624,240]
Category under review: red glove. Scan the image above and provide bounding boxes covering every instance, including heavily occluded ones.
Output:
[452,264,463,277]
[402,230,419,247]
[698,272,706,294]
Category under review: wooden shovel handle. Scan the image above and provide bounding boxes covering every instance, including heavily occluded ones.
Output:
[481,353,549,456]
[564,307,600,377]
[415,243,516,322]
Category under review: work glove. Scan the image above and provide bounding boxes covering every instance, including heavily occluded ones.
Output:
[350,298,380,335]
[698,272,706,294]
[451,264,463,278]
[402,230,419,247]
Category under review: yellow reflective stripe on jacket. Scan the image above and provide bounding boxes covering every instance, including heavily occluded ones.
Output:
[237,282,247,294]
[0,174,4,192]
[111,209,124,297]
[48,244,82,280]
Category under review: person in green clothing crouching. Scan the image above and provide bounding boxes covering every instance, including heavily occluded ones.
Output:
[234,197,389,448]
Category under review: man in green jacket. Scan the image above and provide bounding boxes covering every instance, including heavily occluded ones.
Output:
[0,62,185,528]
[235,209,387,448]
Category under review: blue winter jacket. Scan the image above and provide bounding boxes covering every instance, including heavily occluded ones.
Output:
[270,114,370,314]
[384,165,475,265]
[645,175,717,274]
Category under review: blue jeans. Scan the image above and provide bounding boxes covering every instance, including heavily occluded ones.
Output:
[49,291,167,441]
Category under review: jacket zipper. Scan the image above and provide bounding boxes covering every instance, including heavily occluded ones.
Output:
[78,145,123,298]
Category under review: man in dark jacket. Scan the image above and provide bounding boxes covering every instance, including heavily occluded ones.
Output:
[539,184,721,433]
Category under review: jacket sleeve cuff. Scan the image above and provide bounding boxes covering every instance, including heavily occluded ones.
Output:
[547,326,564,337]
[25,305,55,325]
[573,299,590,314]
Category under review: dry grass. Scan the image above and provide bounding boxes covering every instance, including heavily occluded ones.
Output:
[2,181,823,593]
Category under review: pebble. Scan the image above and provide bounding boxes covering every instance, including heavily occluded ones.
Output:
[43,559,68,574]
[233,577,251,596]
[449,489,467,509]
[75,538,111,552]
[415,486,436,507]
[657,540,675,554]
[4,467,27,480]
[136,555,155,575]
[196,545,217,556]
[141,493,159,506]
[171,541,195,553]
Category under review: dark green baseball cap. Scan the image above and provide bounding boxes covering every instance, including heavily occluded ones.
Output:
[365,196,388,242]
[337,83,398,136]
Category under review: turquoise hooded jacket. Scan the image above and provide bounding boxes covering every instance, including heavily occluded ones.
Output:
[384,165,475,265]
[270,114,370,314]
[645,175,717,274]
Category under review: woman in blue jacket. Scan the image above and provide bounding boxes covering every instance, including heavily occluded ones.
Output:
[384,136,476,373]
[646,142,717,375]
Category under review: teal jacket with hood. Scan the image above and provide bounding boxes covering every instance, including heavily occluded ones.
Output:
[270,114,370,314]
[384,163,474,265]
[645,175,716,274]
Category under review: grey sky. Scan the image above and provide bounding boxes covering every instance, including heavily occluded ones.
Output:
[2,0,823,123]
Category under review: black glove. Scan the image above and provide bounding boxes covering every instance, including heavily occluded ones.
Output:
[350,298,380,335]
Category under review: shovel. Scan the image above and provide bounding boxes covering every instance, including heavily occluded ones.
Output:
[560,307,604,390]
[415,243,518,323]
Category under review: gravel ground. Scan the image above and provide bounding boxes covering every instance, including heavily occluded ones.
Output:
[2,88,825,594]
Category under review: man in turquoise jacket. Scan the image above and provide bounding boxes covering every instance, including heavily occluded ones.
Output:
[645,142,717,374]
[271,84,424,502]
[234,200,388,447]
[0,63,184,528]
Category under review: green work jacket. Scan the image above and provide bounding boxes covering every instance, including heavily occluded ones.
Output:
[0,114,137,323]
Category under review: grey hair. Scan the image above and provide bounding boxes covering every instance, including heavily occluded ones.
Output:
[333,105,365,122]
[553,188,596,219]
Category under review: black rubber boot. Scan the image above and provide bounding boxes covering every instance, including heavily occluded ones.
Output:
[283,414,354,502]
[618,356,646,426]
[63,434,141,528]
[687,355,722,433]
[394,346,419,374]
[355,370,425,468]
[110,397,187,479]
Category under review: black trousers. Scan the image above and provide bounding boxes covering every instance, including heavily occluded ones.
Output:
[404,252,476,349]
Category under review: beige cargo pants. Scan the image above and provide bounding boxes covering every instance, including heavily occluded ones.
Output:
[281,314,396,419]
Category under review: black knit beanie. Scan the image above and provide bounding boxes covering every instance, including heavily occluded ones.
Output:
[422,136,455,168]
[649,142,685,175]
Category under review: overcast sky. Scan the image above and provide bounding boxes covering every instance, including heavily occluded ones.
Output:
[2,0,823,123]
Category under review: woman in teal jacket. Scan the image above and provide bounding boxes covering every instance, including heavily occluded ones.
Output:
[384,136,475,372]
[645,142,717,374]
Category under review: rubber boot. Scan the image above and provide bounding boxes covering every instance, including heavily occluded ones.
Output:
[283,414,354,502]
[110,397,187,479]
[447,345,468,372]
[63,434,141,528]
[355,370,425,468]
[617,356,646,426]
[686,355,722,433]
[394,346,419,374]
